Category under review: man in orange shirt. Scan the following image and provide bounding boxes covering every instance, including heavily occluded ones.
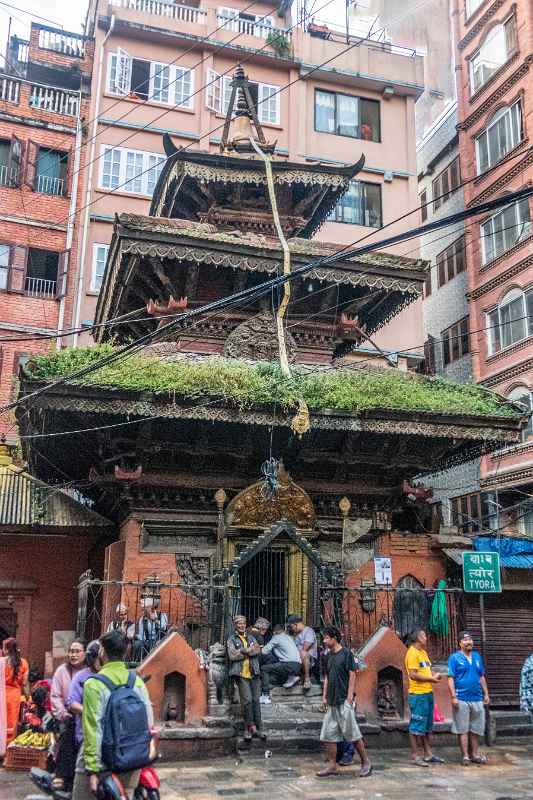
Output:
[405,629,444,767]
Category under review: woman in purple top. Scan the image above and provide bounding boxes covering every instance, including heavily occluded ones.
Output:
[66,641,101,745]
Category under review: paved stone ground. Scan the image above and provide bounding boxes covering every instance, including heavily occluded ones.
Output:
[3,742,533,800]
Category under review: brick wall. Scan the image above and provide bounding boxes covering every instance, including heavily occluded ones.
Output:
[346,531,446,588]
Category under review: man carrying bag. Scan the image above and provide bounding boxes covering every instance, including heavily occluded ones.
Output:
[74,631,154,800]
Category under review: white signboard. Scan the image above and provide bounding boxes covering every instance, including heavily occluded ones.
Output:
[374,557,392,585]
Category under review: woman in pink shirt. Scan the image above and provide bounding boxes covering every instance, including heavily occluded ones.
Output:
[50,639,86,791]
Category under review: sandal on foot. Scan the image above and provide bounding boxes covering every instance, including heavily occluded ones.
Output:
[359,763,373,778]
[471,754,487,764]
[413,757,429,767]
[462,756,471,766]
[316,767,338,777]
[424,755,445,764]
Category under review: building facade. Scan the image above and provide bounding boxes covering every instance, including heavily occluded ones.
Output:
[0,23,92,442]
[74,0,424,340]
[453,0,533,530]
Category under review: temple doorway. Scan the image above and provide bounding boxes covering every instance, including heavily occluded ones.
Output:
[238,546,288,626]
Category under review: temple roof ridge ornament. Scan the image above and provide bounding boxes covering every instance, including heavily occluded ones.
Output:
[220,65,276,156]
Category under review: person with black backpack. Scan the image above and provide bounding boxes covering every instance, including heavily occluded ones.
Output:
[73,631,154,800]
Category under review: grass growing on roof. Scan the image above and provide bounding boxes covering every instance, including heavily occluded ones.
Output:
[26,345,521,418]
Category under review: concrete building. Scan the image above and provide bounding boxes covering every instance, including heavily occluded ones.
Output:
[0,23,92,442]
[453,0,533,533]
[75,0,424,340]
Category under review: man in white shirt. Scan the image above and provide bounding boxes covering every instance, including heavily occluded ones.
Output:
[259,624,302,704]
[287,614,317,690]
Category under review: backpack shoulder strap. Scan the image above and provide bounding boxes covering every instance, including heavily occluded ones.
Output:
[91,674,118,692]
[126,670,136,689]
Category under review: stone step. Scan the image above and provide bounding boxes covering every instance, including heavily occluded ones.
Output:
[491,710,532,728]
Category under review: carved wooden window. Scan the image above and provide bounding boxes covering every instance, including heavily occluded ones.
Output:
[481,198,531,265]
[487,286,533,355]
[469,17,518,94]
[436,236,465,288]
[442,316,470,365]
[475,102,522,174]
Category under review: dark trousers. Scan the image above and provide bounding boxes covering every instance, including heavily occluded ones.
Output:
[261,661,302,694]
[55,719,79,789]
[235,676,262,729]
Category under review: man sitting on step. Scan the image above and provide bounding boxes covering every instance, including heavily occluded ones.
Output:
[259,624,302,705]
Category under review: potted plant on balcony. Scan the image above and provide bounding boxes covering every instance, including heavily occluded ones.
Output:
[266,29,292,58]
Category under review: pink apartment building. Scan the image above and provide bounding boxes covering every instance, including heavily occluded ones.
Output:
[454,0,533,531]
[74,0,425,345]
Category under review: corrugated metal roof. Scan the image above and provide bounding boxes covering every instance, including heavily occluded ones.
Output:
[0,465,112,529]
[499,554,533,568]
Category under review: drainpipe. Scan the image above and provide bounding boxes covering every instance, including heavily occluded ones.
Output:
[57,112,83,350]
[73,14,115,346]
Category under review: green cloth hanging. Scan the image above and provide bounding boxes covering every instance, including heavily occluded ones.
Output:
[429,579,449,636]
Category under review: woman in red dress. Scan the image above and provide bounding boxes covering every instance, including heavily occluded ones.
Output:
[3,638,29,744]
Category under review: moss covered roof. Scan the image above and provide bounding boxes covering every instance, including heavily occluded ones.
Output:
[25,346,522,421]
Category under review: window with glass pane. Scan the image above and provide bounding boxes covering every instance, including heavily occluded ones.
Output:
[92,244,109,292]
[259,84,279,124]
[147,155,164,195]
[102,148,121,189]
[508,386,533,440]
[436,236,465,287]
[432,157,460,211]
[315,90,335,133]
[481,199,531,263]
[487,307,501,354]
[314,89,379,141]
[151,63,170,103]
[125,151,144,193]
[470,18,517,93]
[476,103,521,173]
[500,291,526,348]
[175,68,192,108]
[442,317,469,364]
[420,189,428,222]
[331,181,382,227]
[0,244,9,290]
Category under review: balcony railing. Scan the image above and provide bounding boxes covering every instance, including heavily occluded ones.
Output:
[36,173,66,196]
[25,276,57,298]
[216,14,291,41]
[29,84,80,116]
[0,76,20,103]
[38,29,85,58]
[109,0,207,24]
[0,164,18,188]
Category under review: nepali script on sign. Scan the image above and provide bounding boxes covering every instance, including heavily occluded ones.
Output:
[462,551,501,593]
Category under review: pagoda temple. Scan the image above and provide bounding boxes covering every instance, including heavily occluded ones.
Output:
[14,69,526,741]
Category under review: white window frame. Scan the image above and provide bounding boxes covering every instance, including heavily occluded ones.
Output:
[465,0,484,18]
[91,243,109,293]
[108,52,194,109]
[475,102,521,174]
[486,286,533,355]
[207,73,280,124]
[481,199,531,265]
[469,19,515,94]
[107,49,132,96]
[99,146,165,197]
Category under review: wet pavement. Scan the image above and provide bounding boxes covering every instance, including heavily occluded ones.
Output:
[3,742,533,799]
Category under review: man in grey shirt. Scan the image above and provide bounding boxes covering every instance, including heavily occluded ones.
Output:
[260,624,302,704]
[288,614,318,690]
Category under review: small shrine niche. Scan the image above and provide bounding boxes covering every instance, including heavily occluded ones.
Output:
[162,670,186,722]
[376,665,404,720]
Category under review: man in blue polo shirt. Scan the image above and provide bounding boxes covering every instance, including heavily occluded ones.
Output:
[447,631,490,766]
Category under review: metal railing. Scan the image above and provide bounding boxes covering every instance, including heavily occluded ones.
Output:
[29,84,80,117]
[217,14,291,40]
[0,164,18,187]
[38,29,85,58]
[0,75,20,104]
[24,276,57,298]
[36,173,66,196]
[109,0,207,24]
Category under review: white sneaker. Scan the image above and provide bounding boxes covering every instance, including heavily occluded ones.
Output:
[260,694,272,705]
[282,675,301,689]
